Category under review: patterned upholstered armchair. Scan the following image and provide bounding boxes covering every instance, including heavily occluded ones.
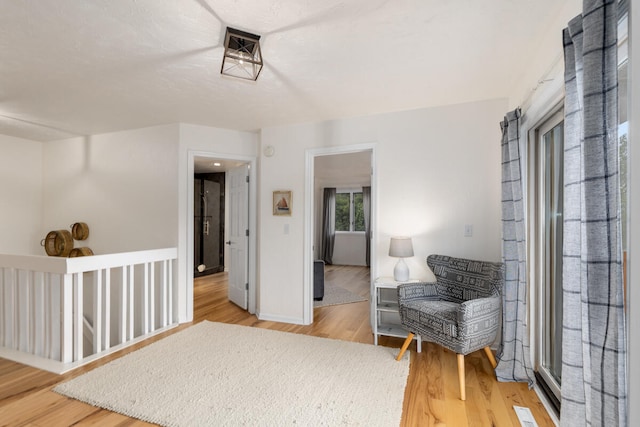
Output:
[395,254,503,400]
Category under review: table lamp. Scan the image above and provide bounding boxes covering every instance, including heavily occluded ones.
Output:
[389,237,414,282]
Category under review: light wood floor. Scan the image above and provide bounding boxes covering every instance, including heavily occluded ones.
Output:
[0,265,554,426]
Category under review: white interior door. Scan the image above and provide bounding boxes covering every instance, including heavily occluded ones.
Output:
[227,164,249,309]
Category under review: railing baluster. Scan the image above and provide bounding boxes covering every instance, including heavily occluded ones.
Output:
[12,268,19,351]
[94,270,102,354]
[6,268,13,349]
[168,260,173,324]
[16,269,25,352]
[73,272,83,361]
[45,273,52,359]
[104,268,111,350]
[149,262,155,331]
[26,270,33,354]
[161,260,167,327]
[34,272,44,357]
[128,265,134,340]
[31,272,37,356]
[143,263,149,334]
[120,266,127,344]
[60,274,73,364]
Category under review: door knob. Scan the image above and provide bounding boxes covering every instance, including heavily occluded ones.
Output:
[226,241,232,245]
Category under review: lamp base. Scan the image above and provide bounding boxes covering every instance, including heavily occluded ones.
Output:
[394,258,410,282]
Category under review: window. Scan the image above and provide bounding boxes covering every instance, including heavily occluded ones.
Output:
[335,190,364,232]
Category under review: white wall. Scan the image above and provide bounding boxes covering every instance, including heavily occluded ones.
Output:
[0,135,43,255]
[332,232,367,266]
[42,124,180,254]
[508,0,582,112]
[259,98,507,323]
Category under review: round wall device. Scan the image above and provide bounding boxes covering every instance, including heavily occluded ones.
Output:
[263,145,275,157]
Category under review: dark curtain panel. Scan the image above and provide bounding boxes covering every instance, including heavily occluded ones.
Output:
[363,186,371,267]
[496,108,535,387]
[560,2,626,425]
[321,188,336,265]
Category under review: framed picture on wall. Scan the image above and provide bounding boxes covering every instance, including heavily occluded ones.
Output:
[273,191,292,216]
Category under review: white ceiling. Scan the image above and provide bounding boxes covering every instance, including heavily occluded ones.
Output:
[0,0,565,142]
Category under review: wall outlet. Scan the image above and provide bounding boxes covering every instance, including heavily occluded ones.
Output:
[464,224,473,237]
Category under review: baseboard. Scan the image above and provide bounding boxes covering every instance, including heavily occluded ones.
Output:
[0,323,179,375]
[257,312,307,325]
[0,347,67,374]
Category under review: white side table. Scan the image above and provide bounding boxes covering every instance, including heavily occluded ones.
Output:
[373,276,422,352]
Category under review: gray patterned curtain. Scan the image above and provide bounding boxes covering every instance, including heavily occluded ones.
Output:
[560,2,626,425]
[496,108,535,387]
[363,186,371,267]
[321,188,336,265]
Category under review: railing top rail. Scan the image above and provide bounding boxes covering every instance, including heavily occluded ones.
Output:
[0,247,177,274]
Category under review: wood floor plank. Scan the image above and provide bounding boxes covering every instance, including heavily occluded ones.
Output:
[489,380,519,427]
[73,410,154,426]
[441,347,470,426]
[0,266,555,426]
[401,344,447,426]
[0,388,68,425]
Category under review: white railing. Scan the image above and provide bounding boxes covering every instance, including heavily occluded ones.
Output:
[0,248,178,374]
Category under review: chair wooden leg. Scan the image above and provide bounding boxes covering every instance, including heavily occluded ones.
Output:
[396,333,415,361]
[483,346,497,369]
[457,354,466,401]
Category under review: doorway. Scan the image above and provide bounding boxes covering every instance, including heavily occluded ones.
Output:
[188,153,257,316]
[304,144,377,325]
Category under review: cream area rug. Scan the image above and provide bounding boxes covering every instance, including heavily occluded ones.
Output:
[54,321,409,427]
[314,285,368,308]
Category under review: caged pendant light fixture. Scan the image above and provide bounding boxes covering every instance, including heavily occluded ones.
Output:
[221,27,263,81]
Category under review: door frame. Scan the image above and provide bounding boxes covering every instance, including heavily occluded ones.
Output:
[529,107,564,404]
[185,150,257,317]
[303,143,377,325]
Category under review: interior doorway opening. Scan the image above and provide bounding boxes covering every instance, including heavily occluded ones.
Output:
[304,144,377,325]
[188,153,257,315]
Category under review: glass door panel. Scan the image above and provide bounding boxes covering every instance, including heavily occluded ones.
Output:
[532,110,564,406]
[541,121,563,389]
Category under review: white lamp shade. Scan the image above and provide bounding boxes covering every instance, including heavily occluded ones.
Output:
[389,237,414,258]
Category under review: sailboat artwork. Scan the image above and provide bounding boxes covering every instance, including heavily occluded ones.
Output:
[273,190,292,216]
